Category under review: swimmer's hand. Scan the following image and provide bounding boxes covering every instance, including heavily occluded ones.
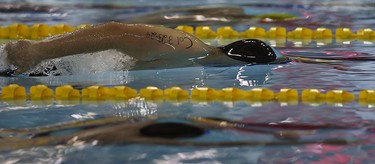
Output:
[5,40,42,74]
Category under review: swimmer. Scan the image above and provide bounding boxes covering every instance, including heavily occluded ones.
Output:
[0,116,354,150]
[1,22,288,76]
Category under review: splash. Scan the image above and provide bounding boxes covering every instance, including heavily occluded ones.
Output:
[29,49,137,76]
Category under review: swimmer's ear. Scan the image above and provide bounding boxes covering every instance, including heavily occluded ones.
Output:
[219,39,277,64]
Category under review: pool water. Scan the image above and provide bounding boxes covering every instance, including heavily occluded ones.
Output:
[1,0,375,163]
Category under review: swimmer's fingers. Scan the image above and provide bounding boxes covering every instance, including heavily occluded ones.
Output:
[13,64,36,75]
[10,63,33,75]
[13,68,25,75]
[7,62,27,74]
[9,56,39,74]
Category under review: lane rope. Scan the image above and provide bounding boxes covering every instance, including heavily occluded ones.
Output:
[0,23,374,42]
[1,84,375,107]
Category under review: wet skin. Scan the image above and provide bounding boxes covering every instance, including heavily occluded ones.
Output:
[4,22,285,74]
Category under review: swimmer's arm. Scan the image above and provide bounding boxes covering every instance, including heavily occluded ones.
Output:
[6,22,137,72]
[34,22,209,59]
[6,22,208,72]
[35,22,142,59]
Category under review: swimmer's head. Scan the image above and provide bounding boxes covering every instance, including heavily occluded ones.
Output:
[220,39,281,64]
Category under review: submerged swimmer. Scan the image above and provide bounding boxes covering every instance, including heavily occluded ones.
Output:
[1,22,288,76]
[0,116,355,150]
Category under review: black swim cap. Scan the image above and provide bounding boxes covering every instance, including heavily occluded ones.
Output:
[220,39,277,64]
[140,122,205,139]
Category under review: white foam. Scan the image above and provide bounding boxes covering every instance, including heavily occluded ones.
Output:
[29,49,137,76]
[0,44,11,72]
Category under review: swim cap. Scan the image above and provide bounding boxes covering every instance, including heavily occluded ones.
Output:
[140,122,205,138]
[220,39,277,64]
